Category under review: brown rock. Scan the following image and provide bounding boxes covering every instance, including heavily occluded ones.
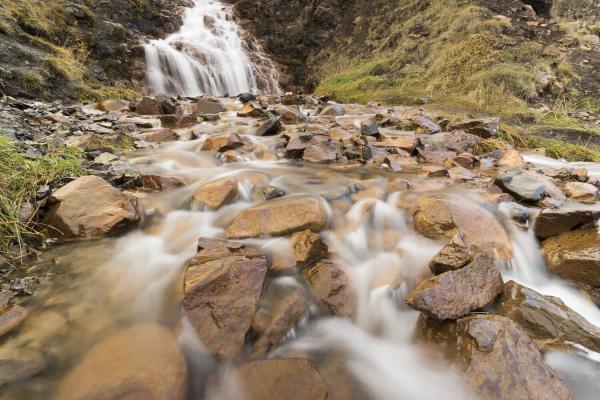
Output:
[205,359,328,400]
[429,232,472,274]
[451,117,500,138]
[413,194,512,259]
[420,314,573,400]
[137,95,177,115]
[238,102,264,118]
[133,129,178,142]
[182,245,268,358]
[192,173,269,210]
[497,149,527,168]
[140,175,186,191]
[97,99,129,112]
[56,324,187,400]
[302,259,355,317]
[373,130,417,153]
[302,142,339,164]
[274,105,306,124]
[418,150,457,164]
[535,203,600,239]
[159,114,197,128]
[201,133,244,152]
[496,281,600,352]
[564,182,598,201]
[291,229,329,266]
[225,196,329,239]
[319,104,346,116]
[194,99,227,114]
[0,305,28,337]
[407,256,503,320]
[43,176,139,239]
[0,346,46,387]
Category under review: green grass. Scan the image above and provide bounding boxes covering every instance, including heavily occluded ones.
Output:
[0,137,84,266]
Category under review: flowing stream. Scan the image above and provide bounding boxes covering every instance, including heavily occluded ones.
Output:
[144,0,280,97]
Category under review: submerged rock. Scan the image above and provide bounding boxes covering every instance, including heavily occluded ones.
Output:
[225,195,329,239]
[407,256,503,320]
[56,324,187,400]
[43,176,139,238]
[0,305,28,337]
[0,346,46,387]
[496,281,600,352]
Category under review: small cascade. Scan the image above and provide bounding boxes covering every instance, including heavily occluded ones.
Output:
[144,0,280,97]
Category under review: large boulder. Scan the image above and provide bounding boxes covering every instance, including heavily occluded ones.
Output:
[420,314,573,400]
[205,359,328,400]
[412,194,512,260]
[301,259,355,317]
[43,176,139,238]
[225,195,329,239]
[182,238,268,358]
[496,281,600,352]
[535,203,600,239]
[542,227,600,298]
[407,256,504,320]
[56,324,187,400]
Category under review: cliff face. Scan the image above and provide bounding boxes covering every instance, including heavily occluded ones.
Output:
[0,0,191,101]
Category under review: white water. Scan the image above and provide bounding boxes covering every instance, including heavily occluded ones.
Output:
[144,0,280,96]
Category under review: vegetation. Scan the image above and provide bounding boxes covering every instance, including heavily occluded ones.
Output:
[0,137,84,266]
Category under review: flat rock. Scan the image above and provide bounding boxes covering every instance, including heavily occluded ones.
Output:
[495,169,565,207]
[43,176,139,238]
[225,195,329,239]
[319,104,345,116]
[564,182,598,201]
[303,141,339,164]
[182,240,268,358]
[451,117,500,138]
[194,99,227,114]
[56,324,187,400]
[535,203,600,239]
[407,256,504,320]
[0,305,28,337]
[413,194,512,259]
[496,281,600,352]
[373,130,417,152]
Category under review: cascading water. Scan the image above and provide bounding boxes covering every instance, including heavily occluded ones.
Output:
[144,0,280,97]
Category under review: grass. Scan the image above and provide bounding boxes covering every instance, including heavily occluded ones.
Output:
[0,137,84,266]
[18,70,45,93]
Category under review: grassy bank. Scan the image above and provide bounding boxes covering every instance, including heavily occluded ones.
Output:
[0,137,84,266]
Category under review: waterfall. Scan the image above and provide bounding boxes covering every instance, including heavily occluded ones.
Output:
[144,0,281,97]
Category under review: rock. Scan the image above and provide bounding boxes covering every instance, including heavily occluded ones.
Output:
[194,99,226,114]
[416,116,441,134]
[360,119,379,136]
[303,142,339,164]
[418,150,456,164]
[0,305,28,337]
[543,227,600,294]
[497,202,533,224]
[134,128,178,142]
[137,95,177,115]
[421,165,448,177]
[97,99,129,112]
[419,314,573,400]
[239,93,257,103]
[251,185,286,201]
[451,117,500,138]
[226,196,329,239]
[205,359,328,400]
[275,106,306,124]
[93,152,117,164]
[564,182,598,201]
[238,102,264,118]
[0,347,46,387]
[497,149,526,168]
[534,203,600,239]
[281,93,303,105]
[495,281,600,352]
[159,114,197,128]
[319,104,345,116]
[43,176,139,238]
[407,256,503,320]
[301,259,355,317]
[495,170,565,206]
[56,324,187,400]
[201,133,244,152]
[255,117,283,136]
[448,165,476,181]
[192,173,269,210]
[413,194,512,259]
[373,130,417,153]
[251,288,308,356]
[140,174,186,191]
[429,232,472,274]
[182,243,268,358]
[291,229,329,266]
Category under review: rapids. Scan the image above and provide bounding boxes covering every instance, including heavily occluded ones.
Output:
[144,0,280,97]
[2,106,600,399]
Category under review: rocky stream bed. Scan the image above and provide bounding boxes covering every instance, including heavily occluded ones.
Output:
[1,93,600,399]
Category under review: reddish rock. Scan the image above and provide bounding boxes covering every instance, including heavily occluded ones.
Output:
[302,259,355,317]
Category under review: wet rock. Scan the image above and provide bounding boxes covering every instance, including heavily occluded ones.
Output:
[134,128,178,142]
[543,227,600,295]
[497,202,533,224]
[564,182,598,201]
[251,288,308,356]
[418,150,456,164]
[201,132,244,152]
[159,114,197,128]
[420,314,573,400]
[251,185,286,201]
[97,99,129,112]
[301,259,355,317]
[413,194,512,259]
[56,324,187,400]
[255,117,283,136]
[373,130,417,153]
[275,106,306,124]
[226,195,329,239]
[421,165,448,177]
[495,170,565,206]
[192,173,269,210]
[205,359,328,400]
[182,244,268,358]
[291,229,329,266]
[453,152,478,169]
[43,176,139,238]
[360,119,379,136]
[319,104,345,116]
[407,256,503,320]
[238,102,264,118]
[416,116,441,134]
[303,142,339,164]
[140,174,186,191]
[429,232,472,274]
[137,95,177,115]
[451,117,500,138]
[448,165,476,181]
[0,305,28,337]
[497,149,526,168]
[534,203,600,239]
[420,131,481,153]
[0,347,46,387]
[239,93,257,103]
[495,281,600,352]
[194,99,227,114]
